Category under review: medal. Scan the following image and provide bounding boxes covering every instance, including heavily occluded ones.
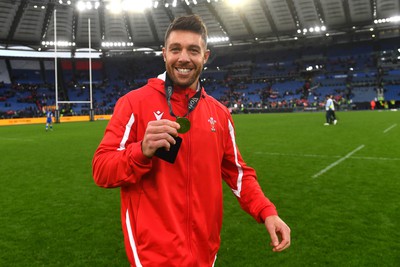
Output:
[176,117,191,134]
[164,73,201,134]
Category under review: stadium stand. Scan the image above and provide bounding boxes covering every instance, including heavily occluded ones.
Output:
[1,37,400,118]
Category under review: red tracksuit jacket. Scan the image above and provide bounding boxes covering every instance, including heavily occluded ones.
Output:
[92,72,278,267]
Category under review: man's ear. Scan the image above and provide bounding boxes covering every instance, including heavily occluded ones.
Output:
[204,49,211,64]
[162,47,166,62]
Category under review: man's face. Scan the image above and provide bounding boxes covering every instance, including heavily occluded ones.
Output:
[162,30,210,90]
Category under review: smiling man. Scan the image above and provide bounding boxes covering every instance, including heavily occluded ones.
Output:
[163,29,209,89]
[92,14,290,267]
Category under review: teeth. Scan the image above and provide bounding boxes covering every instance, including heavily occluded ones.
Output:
[177,68,190,73]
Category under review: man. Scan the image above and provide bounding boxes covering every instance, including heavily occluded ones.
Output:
[330,95,337,125]
[370,99,376,110]
[45,109,53,131]
[92,14,290,267]
[324,95,337,125]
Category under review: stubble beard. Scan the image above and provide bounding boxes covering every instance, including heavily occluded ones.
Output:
[167,64,202,89]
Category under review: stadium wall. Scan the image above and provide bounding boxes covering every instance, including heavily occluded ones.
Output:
[0,115,112,126]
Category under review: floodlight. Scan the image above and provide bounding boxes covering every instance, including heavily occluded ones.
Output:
[77,1,85,11]
[389,15,400,22]
[121,0,152,12]
[228,0,242,6]
[106,2,123,13]
[86,2,93,10]
[208,36,229,43]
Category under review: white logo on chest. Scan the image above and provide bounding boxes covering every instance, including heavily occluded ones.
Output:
[153,111,164,120]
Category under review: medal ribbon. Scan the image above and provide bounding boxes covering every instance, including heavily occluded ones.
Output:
[164,73,202,118]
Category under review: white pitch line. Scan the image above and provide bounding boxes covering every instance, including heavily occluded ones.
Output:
[312,145,365,179]
[383,124,397,134]
[351,156,400,161]
[254,151,400,161]
[254,151,338,158]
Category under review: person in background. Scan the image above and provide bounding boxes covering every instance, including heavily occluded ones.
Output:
[324,95,337,125]
[92,14,290,267]
[370,99,376,110]
[330,94,338,125]
[45,108,53,131]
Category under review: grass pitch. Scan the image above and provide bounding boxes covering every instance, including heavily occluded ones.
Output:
[0,110,399,266]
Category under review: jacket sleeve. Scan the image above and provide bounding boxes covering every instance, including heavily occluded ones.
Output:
[92,96,152,188]
[221,117,278,223]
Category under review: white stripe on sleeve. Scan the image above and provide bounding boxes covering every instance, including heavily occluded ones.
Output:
[228,120,243,198]
[117,113,135,151]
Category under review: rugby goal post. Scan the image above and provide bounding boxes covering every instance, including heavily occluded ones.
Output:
[54,11,94,122]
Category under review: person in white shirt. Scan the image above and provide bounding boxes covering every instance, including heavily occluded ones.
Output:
[324,95,337,125]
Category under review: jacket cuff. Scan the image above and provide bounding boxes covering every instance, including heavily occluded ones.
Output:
[130,142,152,166]
[260,206,278,223]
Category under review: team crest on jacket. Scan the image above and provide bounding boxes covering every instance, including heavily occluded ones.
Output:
[153,110,164,120]
[208,117,217,132]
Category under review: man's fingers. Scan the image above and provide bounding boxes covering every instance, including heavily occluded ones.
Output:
[271,226,291,252]
[271,234,290,252]
[144,132,176,151]
[268,231,279,248]
[161,132,177,148]
[148,119,180,135]
[265,215,291,252]
[142,119,181,157]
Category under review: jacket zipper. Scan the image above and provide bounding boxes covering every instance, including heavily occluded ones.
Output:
[185,95,193,259]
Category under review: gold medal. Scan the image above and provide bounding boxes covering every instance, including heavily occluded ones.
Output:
[164,74,200,134]
[176,117,191,134]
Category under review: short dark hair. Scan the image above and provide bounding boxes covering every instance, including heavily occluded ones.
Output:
[164,14,208,47]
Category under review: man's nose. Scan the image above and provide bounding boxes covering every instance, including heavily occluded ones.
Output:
[178,49,190,62]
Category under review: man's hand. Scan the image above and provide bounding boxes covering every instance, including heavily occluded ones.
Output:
[141,119,180,158]
[264,215,291,252]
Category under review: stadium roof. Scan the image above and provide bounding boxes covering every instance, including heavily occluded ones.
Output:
[0,0,399,53]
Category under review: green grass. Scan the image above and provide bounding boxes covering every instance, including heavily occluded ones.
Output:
[1,110,399,266]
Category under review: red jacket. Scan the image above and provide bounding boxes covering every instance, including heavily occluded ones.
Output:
[92,73,278,267]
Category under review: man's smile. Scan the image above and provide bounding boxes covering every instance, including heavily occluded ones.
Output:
[176,67,192,74]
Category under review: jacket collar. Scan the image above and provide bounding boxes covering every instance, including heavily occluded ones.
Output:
[155,71,201,96]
